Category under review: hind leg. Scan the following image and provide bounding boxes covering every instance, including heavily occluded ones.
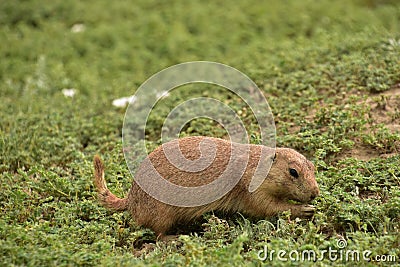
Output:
[133,206,176,238]
[151,217,176,239]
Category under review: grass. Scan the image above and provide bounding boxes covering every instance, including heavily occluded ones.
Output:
[1,0,399,266]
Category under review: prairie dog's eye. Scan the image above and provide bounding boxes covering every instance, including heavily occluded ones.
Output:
[289,168,299,178]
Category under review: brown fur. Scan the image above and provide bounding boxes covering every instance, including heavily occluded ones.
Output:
[93,136,320,236]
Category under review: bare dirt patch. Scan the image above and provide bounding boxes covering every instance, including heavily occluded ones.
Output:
[365,85,400,130]
[348,85,400,160]
[338,144,381,161]
[301,85,400,162]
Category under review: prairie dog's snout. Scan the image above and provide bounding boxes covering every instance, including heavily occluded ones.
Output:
[93,136,320,236]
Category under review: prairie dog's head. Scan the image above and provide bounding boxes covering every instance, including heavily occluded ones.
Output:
[260,148,320,203]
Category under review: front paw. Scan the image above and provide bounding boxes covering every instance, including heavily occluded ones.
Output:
[291,204,316,218]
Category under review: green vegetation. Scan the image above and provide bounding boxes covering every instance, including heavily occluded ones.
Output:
[1,0,399,266]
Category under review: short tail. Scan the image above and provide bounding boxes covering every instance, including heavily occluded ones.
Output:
[93,155,128,211]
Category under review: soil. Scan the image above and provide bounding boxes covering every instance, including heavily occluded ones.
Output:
[356,85,400,160]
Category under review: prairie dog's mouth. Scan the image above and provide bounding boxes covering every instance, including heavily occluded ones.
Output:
[287,199,303,205]
[287,196,311,204]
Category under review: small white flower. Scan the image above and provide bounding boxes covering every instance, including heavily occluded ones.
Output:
[71,24,85,33]
[62,88,77,97]
[388,38,400,47]
[112,96,136,107]
[156,90,170,98]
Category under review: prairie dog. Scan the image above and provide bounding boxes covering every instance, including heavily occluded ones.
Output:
[93,136,320,236]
